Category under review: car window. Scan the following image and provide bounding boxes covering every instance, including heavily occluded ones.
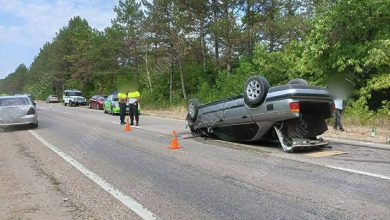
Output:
[92,95,97,99]
[0,97,29,106]
[112,94,119,101]
[68,92,82,96]
[107,95,112,101]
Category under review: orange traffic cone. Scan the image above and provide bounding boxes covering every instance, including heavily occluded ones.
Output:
[124,117,132,132]
[169,130,181,149]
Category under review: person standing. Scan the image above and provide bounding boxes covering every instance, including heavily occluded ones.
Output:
[118,91,128,125]
[127,90,140,126]
[333,98,344,131]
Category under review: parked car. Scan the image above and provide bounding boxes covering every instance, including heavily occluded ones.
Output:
[63,89,86,107]
[46,95,60,103]
[186,76,335,152]
[103,93,129,115]
[0,95,38,128]
[89,95,107,110]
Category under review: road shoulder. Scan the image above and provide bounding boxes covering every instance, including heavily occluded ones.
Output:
[0,131,84,219]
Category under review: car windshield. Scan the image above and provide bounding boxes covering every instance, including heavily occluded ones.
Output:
[0,97,29,106]
[68,92,82,96]
[51,95,58,98]
[98,96,106,100]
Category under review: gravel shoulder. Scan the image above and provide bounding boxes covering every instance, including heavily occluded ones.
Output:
[0,130,83,219]
[0,130,139,220]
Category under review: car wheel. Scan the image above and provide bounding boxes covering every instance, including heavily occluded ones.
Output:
[244,75,270,108]
[69,101,73,107]
[188,99,200,122]
[288,78,308,85]
[64,102,67,106]
[31,122,38,129]
[111,107,114,115]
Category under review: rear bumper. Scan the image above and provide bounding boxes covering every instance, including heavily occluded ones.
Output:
[0,114,38,126]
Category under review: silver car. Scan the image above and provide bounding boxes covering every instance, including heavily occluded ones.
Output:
[187,76,335,152]
[46,95,60,103]
[0,96,38,128]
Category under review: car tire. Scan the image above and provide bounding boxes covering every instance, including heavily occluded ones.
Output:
[31,122,38,129]
[111,107,114,115]
[64,102,67,106]
[288,78,308,85]
[244,75,270,108]
[188,99,200,122]
[69,101,73,107]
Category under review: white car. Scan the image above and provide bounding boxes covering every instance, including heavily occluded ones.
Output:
[0,95,38,128]
[63,90,86,107]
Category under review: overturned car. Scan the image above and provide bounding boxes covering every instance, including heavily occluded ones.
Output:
[186,76,335,152]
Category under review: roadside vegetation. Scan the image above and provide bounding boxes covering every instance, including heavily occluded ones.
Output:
[0,0,389,127]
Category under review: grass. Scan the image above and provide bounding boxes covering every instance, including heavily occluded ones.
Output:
[141,105,187,120]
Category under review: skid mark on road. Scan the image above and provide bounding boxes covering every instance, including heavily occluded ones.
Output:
[29,130,160,220]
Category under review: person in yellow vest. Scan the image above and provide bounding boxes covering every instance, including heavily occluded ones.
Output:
[118,91,128,125]
[127,90,140,126]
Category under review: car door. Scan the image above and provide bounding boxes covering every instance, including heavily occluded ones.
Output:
[90,95,97,108]
[222,96,253,125]
[105,95,112,112]
[63,92,69,104]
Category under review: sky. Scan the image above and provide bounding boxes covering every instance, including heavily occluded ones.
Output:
[0,0,119,79]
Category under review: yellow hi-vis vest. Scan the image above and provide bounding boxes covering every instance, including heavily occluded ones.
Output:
[118,92,127,102]
[127,91,140,99]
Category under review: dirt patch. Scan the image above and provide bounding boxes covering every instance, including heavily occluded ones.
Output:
[0,132,92,220]
[322,126,390,144]
[142,106,187,120]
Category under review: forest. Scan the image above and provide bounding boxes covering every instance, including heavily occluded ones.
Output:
[0,0,389,125]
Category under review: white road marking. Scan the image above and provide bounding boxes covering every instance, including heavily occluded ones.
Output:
[29,130,160,220]
[61,112,72,115]
[326,165,390,181]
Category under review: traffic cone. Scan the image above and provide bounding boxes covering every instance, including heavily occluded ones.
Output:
[169,130,181,149]
[124,117,132,132]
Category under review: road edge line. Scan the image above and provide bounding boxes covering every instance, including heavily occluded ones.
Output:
[326,165,390,181]
[28,130,160,220]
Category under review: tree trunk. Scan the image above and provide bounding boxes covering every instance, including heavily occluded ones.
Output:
[169,61,173,103]
[145,52,153,92]
[213,0,219,69]
[178,57,187,101]
[201,20,207,73]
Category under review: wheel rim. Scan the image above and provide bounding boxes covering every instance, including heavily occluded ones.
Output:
[189,102,195,117]
[246,80,261,100]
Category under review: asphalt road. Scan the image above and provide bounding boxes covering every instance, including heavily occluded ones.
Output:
[3,102,390,219]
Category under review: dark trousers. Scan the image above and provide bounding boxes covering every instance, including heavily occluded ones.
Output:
[334,109,343,129]
[119,102,127,123]
[129,104,139,125]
